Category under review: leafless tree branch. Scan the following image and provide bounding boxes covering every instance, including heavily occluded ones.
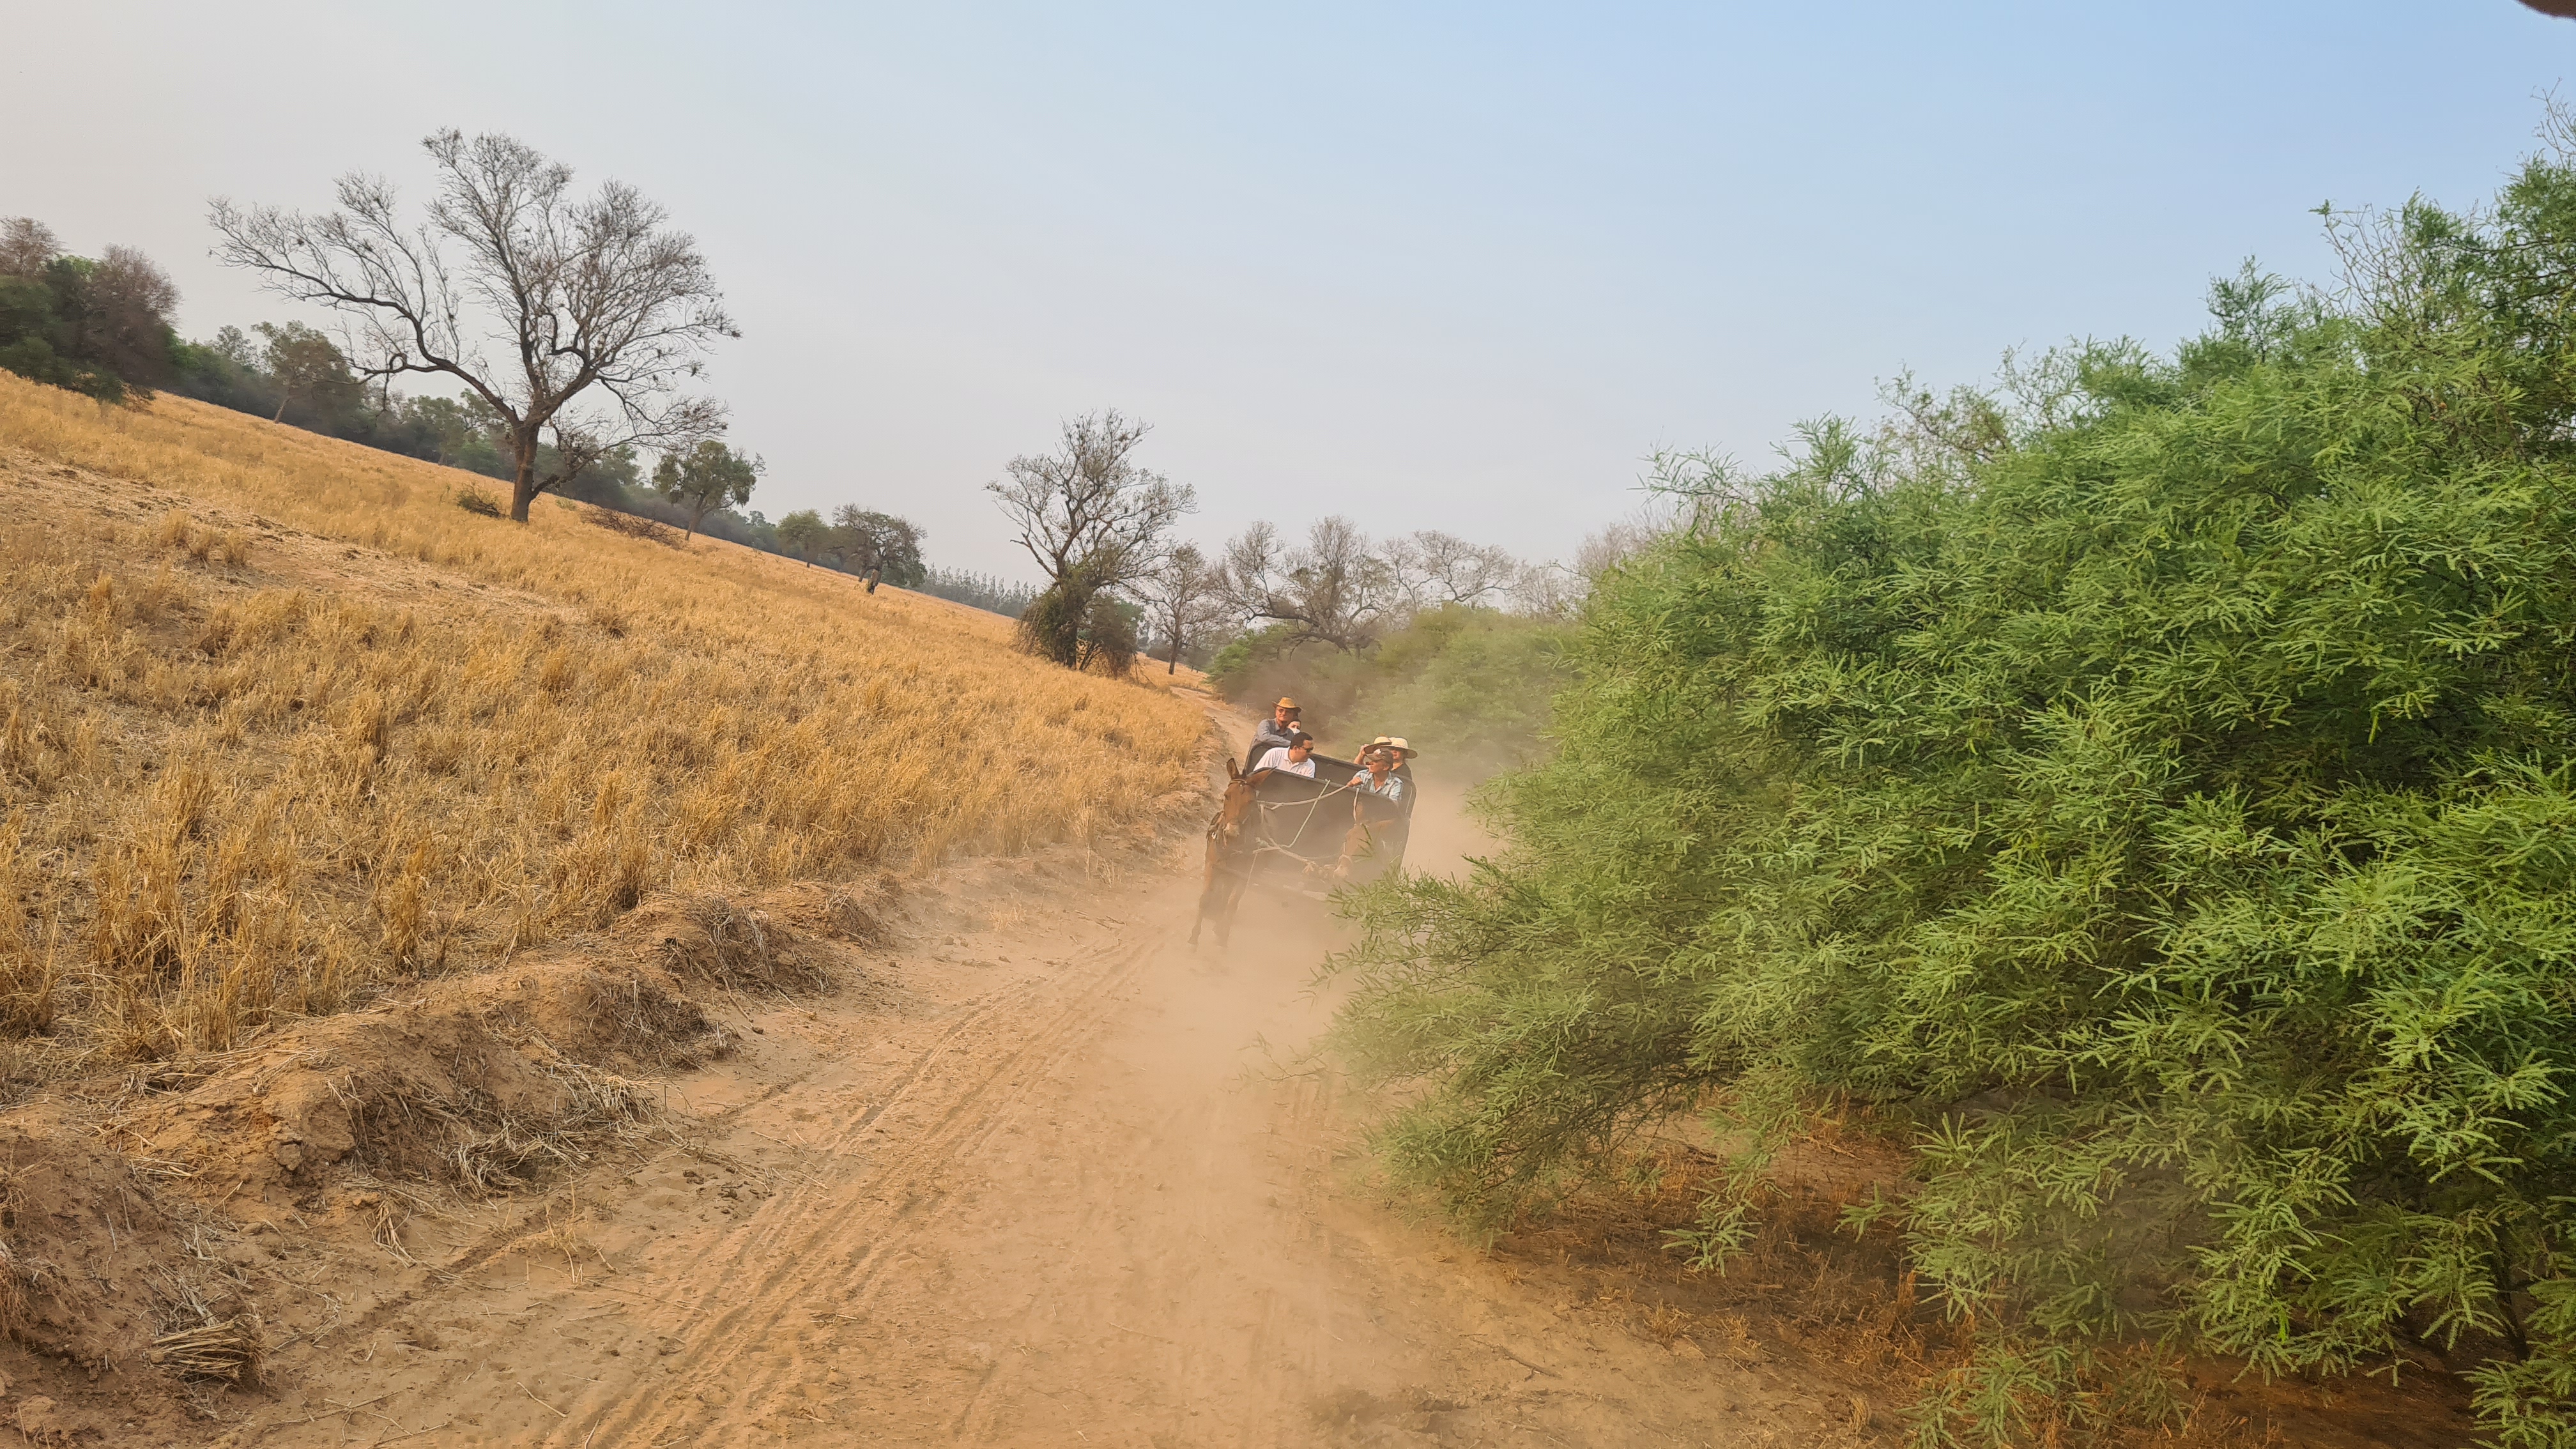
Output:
[210,128,738,521]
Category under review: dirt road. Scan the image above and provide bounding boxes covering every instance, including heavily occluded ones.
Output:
[226,741,1847,1448]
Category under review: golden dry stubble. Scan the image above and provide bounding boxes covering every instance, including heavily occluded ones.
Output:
[0,372,1209,1076]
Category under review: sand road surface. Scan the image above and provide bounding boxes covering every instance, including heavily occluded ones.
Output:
[224,743,1850,1449]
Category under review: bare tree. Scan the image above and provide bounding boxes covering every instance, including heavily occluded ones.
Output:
[1508,559,1585,618]
[210,130,738,522]
[0,218,59,277]
[1387,529,1520,613]
[1135,542,1229,674]
[988,410,1194,590]
[989,411,1194,667]
[1576,498,1687,579]
[1223,516,1397,652]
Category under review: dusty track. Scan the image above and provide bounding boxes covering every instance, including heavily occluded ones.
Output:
[220,733,1850,1449]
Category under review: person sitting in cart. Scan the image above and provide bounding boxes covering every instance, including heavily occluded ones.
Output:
[1353,737,1414,804]
[1246,696,1303,772]
[1360,735,1416,774]
[1253,730,1319,778]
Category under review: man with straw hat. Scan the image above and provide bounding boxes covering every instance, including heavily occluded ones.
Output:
[1329,734,1418,882]
[1354,737,1416,802]
[1361,735,1416,762]
[1246,696,1303,772]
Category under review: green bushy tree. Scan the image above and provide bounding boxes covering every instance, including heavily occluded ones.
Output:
[829,505,926,589]
[776,509,829,566]
[254,320,365,425]
[653,438,763,540]
[1329,114,2576,1445]
[0,218,180,402]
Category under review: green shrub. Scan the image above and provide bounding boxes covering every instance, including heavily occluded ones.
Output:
[1015,567,1144,676]
[1329,117,2576,1443]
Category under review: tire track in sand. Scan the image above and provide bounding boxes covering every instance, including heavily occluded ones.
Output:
[918,924,1355,1448]
[551,922,1164,1445]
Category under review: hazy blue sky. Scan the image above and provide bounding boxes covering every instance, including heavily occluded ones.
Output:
[8,3,2573,578]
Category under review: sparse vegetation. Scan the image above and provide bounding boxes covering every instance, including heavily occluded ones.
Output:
[0,374,1206,1078]
[583,502,684,546]
[915,567,1040,620]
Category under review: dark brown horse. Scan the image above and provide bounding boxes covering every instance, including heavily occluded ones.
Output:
[1188,760,1269,947]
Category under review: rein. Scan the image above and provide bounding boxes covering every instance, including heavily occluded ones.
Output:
[1204,778,1347,878]
[1250,785,1341,859]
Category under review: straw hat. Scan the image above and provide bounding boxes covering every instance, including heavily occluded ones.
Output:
[1364,735,1418,760]
[1274,696,1300,712]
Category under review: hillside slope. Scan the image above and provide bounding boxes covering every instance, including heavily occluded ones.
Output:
[0,375,1221,1441]
[2,374,1206,1067]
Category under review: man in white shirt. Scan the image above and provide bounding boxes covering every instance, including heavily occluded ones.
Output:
[1252,731,1319,778]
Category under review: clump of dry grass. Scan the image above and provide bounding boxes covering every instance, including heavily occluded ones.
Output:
[148,1315,264,1384]
[584,507,681,546]
[0,372,1209,1073]
[657,895,823,993]
[438,1062,660,1195]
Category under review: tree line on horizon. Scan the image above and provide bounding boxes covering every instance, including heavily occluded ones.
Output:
[6,125,1567,655]
[0,157,1002,613]
[5,125,1581,709]
[980,406,1588,684]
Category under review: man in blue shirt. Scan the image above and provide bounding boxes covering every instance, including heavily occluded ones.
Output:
[1354,741,1407,804]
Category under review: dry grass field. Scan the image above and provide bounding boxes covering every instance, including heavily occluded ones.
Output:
[0,373,1211,1075]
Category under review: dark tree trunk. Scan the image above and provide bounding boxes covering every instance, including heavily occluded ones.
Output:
[509,426,540,523]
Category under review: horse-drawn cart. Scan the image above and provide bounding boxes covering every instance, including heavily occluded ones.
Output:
[1188,753,1416,946]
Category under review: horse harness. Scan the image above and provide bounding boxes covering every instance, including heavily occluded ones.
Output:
[1208,779,1353,870]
